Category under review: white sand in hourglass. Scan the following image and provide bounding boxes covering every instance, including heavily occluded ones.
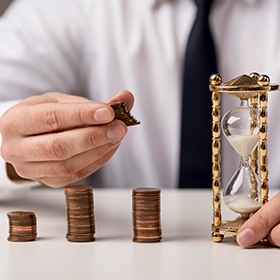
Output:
[225,195,260,216]
[227,134,259,160]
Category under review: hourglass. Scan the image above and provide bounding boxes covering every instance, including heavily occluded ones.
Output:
[209,73,279,243]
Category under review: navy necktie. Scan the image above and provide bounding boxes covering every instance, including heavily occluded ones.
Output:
[179,0,217,188]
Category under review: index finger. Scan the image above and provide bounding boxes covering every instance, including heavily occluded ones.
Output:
[10,102,115,136]
[236,192,280,247]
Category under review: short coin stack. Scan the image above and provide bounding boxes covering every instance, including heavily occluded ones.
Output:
[64,185,95,242]
[110,101,140,126]
[132,188,162,243]
[7,211,37,242]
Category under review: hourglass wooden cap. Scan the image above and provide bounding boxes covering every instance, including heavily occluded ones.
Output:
[209,73,279,99]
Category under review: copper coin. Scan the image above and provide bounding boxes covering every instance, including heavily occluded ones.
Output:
[65,185,95,243]
[8,236,37,242]
[133,187,160,193]
[64,185,93,195]
[110,102,140,126]
[66,234,95,243]
[7,211,37,242]
[133,237,161,243]
[132,188,162,243]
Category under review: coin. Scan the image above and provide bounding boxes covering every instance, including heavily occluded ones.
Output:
[7,211,37,242]
[132,187,162,243]
[110,101,140,126]
[64,185,95,242]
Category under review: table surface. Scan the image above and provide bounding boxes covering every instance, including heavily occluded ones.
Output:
[0,188,279,280]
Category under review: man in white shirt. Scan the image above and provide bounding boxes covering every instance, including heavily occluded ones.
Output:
[0,0,280,247]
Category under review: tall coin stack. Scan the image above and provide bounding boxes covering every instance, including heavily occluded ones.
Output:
[64,185,95,242]
[110,101,140,126]
[132,188,162,243]
[7,211,37,242]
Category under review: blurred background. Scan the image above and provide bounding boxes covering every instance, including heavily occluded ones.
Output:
[0,0,13,16]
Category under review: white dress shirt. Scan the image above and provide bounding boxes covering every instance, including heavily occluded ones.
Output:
[0,0,280,198]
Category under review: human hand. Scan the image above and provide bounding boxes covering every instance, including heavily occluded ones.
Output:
[0,90,134,187]
[236,192,280,247]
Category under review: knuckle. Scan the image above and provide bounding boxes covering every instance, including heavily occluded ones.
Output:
[1,144,16,161]
[86,129,101,147]
[45,108,61,131]
[0,112,15,135]
[56,162,74,176]
[42,92,58,101]
[256,212,270,232]
[48,138,67,160]
[77,106,90,125]
[68,172,82,183]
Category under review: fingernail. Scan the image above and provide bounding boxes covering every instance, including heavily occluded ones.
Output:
[107,124,126,140]
[237,229,255,247]
[94,108,112,123]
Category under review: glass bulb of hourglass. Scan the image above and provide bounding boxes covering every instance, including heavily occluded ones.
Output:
[222,99,260,218]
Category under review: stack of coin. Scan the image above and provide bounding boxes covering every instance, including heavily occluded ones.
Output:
[132,188,162,243]
[7,211,37,242]
[110,101,140,126]
[64,185,95,242]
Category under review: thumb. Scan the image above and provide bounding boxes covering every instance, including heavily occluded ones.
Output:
[106,90,134,111]
[236,192,280,247]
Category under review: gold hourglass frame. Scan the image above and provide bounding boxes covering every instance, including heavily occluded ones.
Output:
[209,73,279,243]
